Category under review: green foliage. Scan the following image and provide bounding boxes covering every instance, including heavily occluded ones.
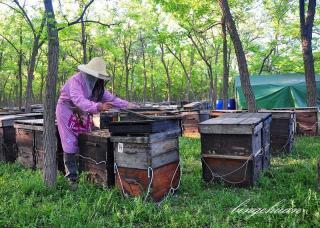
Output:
[0,0,319,104]
[0,136,319,226]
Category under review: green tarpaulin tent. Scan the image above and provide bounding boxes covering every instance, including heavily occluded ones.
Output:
[235,73,320,109]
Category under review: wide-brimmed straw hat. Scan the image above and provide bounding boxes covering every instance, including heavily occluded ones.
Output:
[78,57,111,81]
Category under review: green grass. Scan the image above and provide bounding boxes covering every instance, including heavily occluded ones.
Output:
[0,136,319,227]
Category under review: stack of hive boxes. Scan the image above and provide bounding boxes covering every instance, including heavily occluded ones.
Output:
[108,113,181,202]
[199,112,272,187]
[259,110,296,155]
[14,119,64,172]
[181,102,211,137]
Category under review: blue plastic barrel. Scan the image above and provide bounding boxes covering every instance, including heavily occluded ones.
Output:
[227,98,236,110]
[216,99,223,110]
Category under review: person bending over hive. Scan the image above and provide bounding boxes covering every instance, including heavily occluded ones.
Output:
[56,57,138,189]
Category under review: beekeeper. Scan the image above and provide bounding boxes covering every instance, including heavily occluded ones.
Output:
[56,57,137,188]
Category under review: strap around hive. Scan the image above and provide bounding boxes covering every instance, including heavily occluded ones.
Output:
[201,154,253,185]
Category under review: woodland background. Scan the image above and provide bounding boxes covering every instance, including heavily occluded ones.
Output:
[0,0,319,108]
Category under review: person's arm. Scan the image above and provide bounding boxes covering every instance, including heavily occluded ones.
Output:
[69,78,100,114]
[102,90,129,108]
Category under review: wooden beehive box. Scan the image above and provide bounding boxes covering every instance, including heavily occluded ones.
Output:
[111,130,181,202]
[210,110,247,118]
[109,119,180,135]
[92,110,119,129]
[294,107,319,136]
[0,114,36,162]
[119,108,180,121]
[109,119,181,202]
[199,110,211,123]
[183,102,202,111]
[220,112,272,170]
[17,113,43,119]
[0,112,16,116]
[180,110,212,137]
[180,111,200,137]
[199,117,264,187]
[260,110,295,155]
[78,130,114,188]
[14,119,63,171]
[183,101,211,111]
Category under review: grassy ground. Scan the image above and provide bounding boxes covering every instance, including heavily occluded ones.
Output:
[0,136,319,227]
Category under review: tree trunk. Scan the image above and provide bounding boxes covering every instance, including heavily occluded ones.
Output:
[40,68,45,103]
[125,62,129,100]
[160,44,171,102]
[207,66,214,106]
[18,52,23,109]
[166,46,196,101]
[43,0,59,187]
[188,48,195,101]
[141,37,147,104]
[299,0,317,107]
[118,65,124,96]
[25,37,40,112]
[123,41,131,100]
[188,34,215,107]
[130,60,136,101]
[222,15,229,110]
[218,0,257,112]
[150,58,156,102]
[213,46,220,109]
[121,38,133,101]
[0,75,10,106]
[89,46,93,61]
[9,87,13,107]
[81,17,87,64]
[111,58,117,94]
[17,27,23,110]
[259,48,275,75]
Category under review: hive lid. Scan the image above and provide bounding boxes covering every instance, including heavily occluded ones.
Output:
[0,112,14,116]
[220,112,272,121]
[120,108,181,120]
[0,115,29,127]
[199,117,263,135]
[79,129,110,139]
[211,109,247,113]
[183,102,201,108]
[294,107,319,112]
[199,110,211,115]
[16,113,43,118]
[259,110,294,119]
[14,119,44,131]
[109,119,180,135]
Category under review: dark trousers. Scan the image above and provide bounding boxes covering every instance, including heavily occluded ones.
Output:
[63,153,78,182]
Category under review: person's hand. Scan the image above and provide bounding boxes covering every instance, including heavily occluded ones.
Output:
[98,102,113,112]
[127,102,140,109]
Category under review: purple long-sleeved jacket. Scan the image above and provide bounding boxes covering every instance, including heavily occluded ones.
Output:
[56,72,128,153]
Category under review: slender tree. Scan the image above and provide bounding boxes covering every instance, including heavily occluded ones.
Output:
[299,0,317,107]
[140,33,148,104]
[123,37,133,100]
[218,0,257,112]
[43,0,59,186]
[159,43,172,102]
[187,32,216,107]
[0,33,25,110]
[11,0,46,112]
[221,15,229,109]
[166,44,196,100]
